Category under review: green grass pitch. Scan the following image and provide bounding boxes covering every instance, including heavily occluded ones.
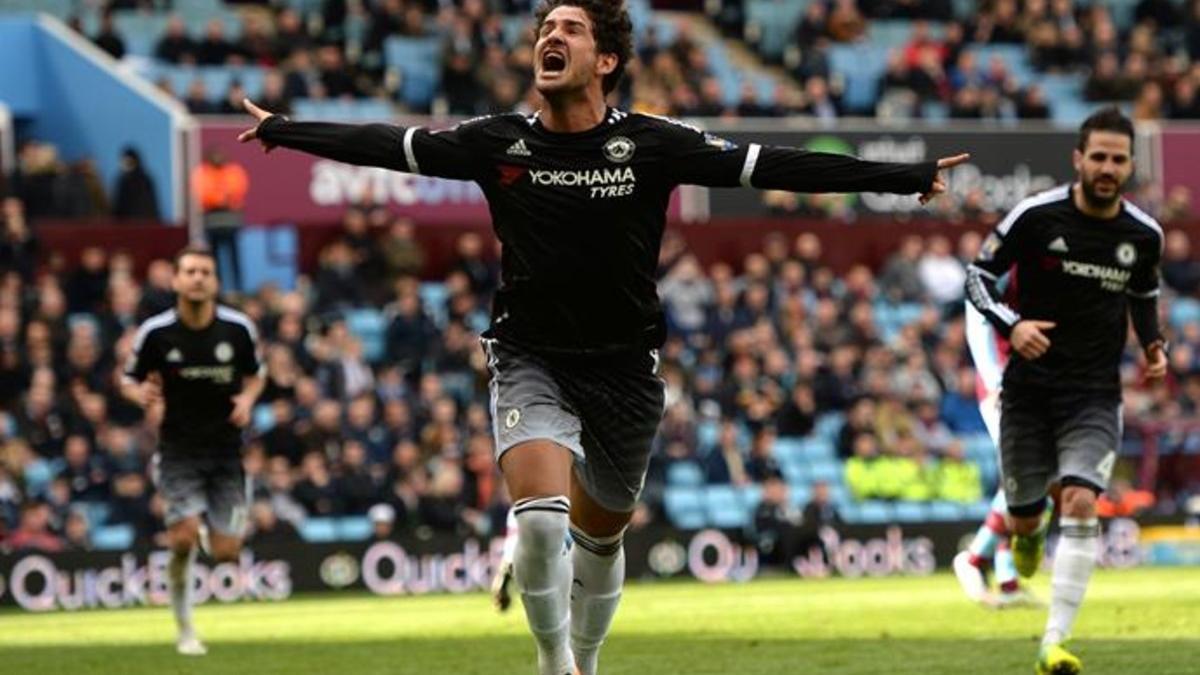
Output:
[1,567,1196,674]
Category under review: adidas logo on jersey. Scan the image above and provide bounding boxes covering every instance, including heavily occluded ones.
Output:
[506,139,532,157]
[1047,237,1069,253]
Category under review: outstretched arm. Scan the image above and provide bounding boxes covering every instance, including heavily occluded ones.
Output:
[238,99,478,180]
[663,124,967,203]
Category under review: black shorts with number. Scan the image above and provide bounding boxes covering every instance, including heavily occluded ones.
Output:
[482,338,666,512]
[999,386,1120,510]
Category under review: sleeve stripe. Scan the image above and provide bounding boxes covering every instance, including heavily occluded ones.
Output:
[966,266,1019,326]
[403,127,422,175]
[216,306,261,344]
[131,310,177,353]
[1127,288,1160,298]
[740,143,761,188]
[967,264,998,281]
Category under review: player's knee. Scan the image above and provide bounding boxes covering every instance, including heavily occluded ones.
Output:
[514,496,571,555]
[1060,485,1098,519]
[210,539,241,563]
[1010,515,1042,536]
[169,520,200,553]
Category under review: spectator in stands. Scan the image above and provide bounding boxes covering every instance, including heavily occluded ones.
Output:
[7,501,63,552]
[368,501,399,540]
[197,18,234,66]
[0,198,37,282]
[798,76,840,120]
[1170,77,1200,119]
[936,440,982,503]
[155,16,197,65]
[1084,53,1130,101]
[1016,84,1052,119]
[192,147,249,289]
[93,11,126,60]
[294,451,341,516]
[705,420,749,485]
[380,218,425,282]
[795,2,829,48]
[63,509,92,551]
[746,426,784,482]
[317,44,361,99]
[753,477,803,568]
[917,234,966,306]
[112,147,160,221]
[879,235,926,303]
[1163,230,1200,295]
[776,383,817,438]
[845,432,882,500]
[248,498,302,547]
[183,79,217,115]
[58,434,109,503]
[1132,81,1165,121]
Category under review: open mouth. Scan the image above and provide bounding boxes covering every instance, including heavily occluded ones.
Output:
[541,49,567,74]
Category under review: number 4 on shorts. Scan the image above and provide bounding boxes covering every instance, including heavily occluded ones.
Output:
[1097,452,1116,483]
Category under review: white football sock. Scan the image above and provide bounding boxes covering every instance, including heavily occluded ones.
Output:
[502,507,520,566]
[168,546,197,636]
[514,496,574,675]
[1043,517,1099,647]
[570,527,625,675]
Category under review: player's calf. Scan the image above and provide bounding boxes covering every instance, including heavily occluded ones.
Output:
[514,495,575,675]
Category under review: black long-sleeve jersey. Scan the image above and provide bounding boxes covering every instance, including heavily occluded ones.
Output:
[965,183,1164,393]
[124,306,263,455]
[258,109,937,356]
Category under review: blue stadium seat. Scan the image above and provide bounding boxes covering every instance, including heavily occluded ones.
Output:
[801,437,837,461]
[808,459,842,485]
[787,485,812,510]
[894,501,929,523]
[772,438,804,464]
[859,500,894,524]
[92,524,134,550]
[696,419,719,452]
[237,225,298,293]
[782,461,809,485]
[739,484,764,512]
[1170,298,1200,330]
[667,461,705,487]
[345,308,389,364]
[838,502,863,523]
[963,500,991,521]
[929,501,966,522]
[815,413,845,441]
[384,36,442,110]
[705,485,749,529]
[664,487,706,530]
[337,516,372,541]
[300,517,339,542]
[419,282,450,327]
[253,403,276,433]
[77,502,111,529]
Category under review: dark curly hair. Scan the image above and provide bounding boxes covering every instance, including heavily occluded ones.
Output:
[534,0,634,95]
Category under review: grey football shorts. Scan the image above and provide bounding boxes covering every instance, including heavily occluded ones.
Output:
[999,387,1121,512]
[482,338,666,512]
[153,451,251,536]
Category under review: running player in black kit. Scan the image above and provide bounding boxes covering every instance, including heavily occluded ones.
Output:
[121,247,264,656]
[965,108,1167,675]
[238,2,965,673]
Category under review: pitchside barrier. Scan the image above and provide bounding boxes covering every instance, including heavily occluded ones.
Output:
[2,516,1193,613]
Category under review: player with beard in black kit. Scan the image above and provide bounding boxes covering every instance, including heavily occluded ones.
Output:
[965,107,1167,675]
[121,246,264,657]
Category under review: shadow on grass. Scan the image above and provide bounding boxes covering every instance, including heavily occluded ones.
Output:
[3,636,1196,675]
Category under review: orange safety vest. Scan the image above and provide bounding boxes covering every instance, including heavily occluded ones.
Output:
[191,162,249,212]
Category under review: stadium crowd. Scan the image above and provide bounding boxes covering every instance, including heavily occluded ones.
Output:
[71,0,1200,123]
[1,186,1199,554]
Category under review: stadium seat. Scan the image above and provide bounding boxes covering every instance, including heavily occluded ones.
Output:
[800,437,837,462]
[807,459,842,485]
[667,461,705,487]
[858,500,893,524]
[786,485,812,510]
[963,500,991,521]
[696,419,719,452]
[739,484,764,512]
[781,461,809,485]
[1170,298,1200,330]
[664,487,707,530]
[929,501,965,522]
[237,224,298,293]
[300,518,339,543]
[771,438,804,464]
[253,404,276,433]
[893,501,928,523]
[345,308,389,364]
[383,36,442,110]
[337,516,372,541]
[419,283,450,327]
[705,485,749,529]
[815,413,845,441]
[92,524,134,550]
